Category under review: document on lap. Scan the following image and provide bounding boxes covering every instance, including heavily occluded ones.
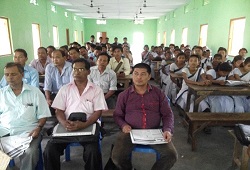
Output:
[130,129,167,145]
[52,123,96,137]
[0,133,33,158]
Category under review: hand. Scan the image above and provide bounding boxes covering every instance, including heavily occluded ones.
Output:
[163,131,172,143]
[117,72,125,77]
[29,127,41,138]
[204,80,212,85]
[122,125,132,133]
[218,80,226,85]
[65,120,86,131]
[46,99,52,106]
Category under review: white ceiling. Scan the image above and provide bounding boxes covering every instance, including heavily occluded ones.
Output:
[50,0,190,20]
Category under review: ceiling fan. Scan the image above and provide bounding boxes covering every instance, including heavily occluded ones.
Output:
[83,0,102,8]
[97,7,100,14]
[142,0,155,7]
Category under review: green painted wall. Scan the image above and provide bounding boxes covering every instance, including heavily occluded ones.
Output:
[84,19,157,47]
[157,0,250,56]
[0,0,84,77]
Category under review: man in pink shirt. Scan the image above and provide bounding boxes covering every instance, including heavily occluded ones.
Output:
[44,58,108,170]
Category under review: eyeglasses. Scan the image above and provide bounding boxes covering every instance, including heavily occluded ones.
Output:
[73,67,86,72]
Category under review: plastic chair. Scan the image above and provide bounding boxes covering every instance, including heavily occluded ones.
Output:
[9,143,43,170]
[64,133,103,169]
[132,145,160,160]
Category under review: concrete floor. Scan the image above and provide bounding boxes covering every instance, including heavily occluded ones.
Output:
[9,81,245,170]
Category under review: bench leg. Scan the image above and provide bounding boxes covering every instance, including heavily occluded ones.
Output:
[188,122,198,151]
[232,137,242,168]
[240,146,249,170]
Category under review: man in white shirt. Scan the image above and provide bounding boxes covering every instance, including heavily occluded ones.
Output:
[89,52,117,109]
[108,46,130,77]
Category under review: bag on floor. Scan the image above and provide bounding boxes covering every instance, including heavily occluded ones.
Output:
[234,124,250,146]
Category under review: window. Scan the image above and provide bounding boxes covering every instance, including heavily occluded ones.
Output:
[182,28,188,46]
[74,30,78,42]
[53,26,59,48]
[32,23,41,59]
[163,31,167,46]
[170,29,175,44]
[81,31,84,45]
[0,17,12,56]
[228,17,246,56]
[157,32,160,46]
[199,24,208,47]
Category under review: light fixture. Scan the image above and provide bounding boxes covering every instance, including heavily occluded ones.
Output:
[134,19,144,25]
[51,5,56,13]
[96,19,106,25]
[65,12,68,17]
[30,0,38,5]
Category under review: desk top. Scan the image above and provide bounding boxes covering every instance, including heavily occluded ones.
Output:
[187,83,250,92]
[117,74,132,80]
[170,73,183,79]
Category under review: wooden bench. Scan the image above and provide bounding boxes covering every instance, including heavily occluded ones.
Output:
[228,130,249,170]
[102,109,115,117]
[186,112,250,151]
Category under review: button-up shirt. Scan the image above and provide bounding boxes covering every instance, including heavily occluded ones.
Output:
[113,84,174,133]
[0,83,51,135]
[108,57,130,76]
[43,61,72,94]
[29,57,52,74]
[52,81,108,119]
[88,66,117,93]
[0,65,39,88]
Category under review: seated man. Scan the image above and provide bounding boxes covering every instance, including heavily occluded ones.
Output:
[68,47,81,62]
[108,45,130,78]
[0,62,51,170]
[89,52,117,109]
[44,50,72,115]
[44,58,108,170]
[29,47,52,75]
[111,63,178,170]
[0,49,39,88]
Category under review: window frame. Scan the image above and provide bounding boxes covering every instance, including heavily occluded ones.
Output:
[0,17,12,56]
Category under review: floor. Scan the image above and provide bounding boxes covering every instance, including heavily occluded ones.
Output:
[9,81,245,170]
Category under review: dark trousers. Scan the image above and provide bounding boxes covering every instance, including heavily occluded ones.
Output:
[43,140,101,170]
[111,132,178,170]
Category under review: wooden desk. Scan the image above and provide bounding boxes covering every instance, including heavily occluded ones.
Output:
[186,84,250,112]
[117,74,132,90]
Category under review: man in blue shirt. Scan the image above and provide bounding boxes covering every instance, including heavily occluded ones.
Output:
[44,50,72,114]
[0,49,39,88]
[0,62,51,170]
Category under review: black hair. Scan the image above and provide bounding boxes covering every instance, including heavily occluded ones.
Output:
[97,52,111,63]
[240,57,250,67]
[189,54,201,60]
[232,55,244,64]
[79,46,87,50]
[47,45,56,51]
[90,44,96,48]
[239,48,248,53]
[213,53,222,59]
[14,49,28,58]
[5,62,24,74]
[215,62,232,72]
[95,46,102,51]
[38,47,47,53]
[132,63,151,74]
[217,47,227,53]
[72,58,90,70]
[60,45,68,51]
[112,45,123,52]
[177,52,186,59]
[69,47,80,53]
[53,49,66,57]
[194,46,203,51]
[90,35,95,38]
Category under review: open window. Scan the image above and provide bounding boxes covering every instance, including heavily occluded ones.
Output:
[32,23,41,59]
[182,28,188,46]
[0,17,12,56]
[170,29,175,44]
[199,24,208,47]
[53,26,59,48]
[228,17,246,56]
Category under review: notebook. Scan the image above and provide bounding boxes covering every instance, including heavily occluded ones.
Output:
[52,123,96,137]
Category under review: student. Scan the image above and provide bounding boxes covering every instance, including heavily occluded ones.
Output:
[217,47,230,63]
[238,48,248,58]
[108,45,130,77]
[68,47,81,62]
[175,54,211,112]
[205,62,234,113]
[164,53,187,103]
[231,55,244,69]
[232,57,250,112]
[211,54,223,69]
[141,45,152,65]
[47,45,56,58]
[194,46,211,71]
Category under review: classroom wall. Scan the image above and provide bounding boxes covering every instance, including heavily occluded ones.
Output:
[0,0,84,77]
[156,0,250,56]
[84,19,157,46]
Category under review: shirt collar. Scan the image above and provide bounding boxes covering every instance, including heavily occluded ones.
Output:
[7,83,31,94]
[112,57,124,63]
[129,84,152,93]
